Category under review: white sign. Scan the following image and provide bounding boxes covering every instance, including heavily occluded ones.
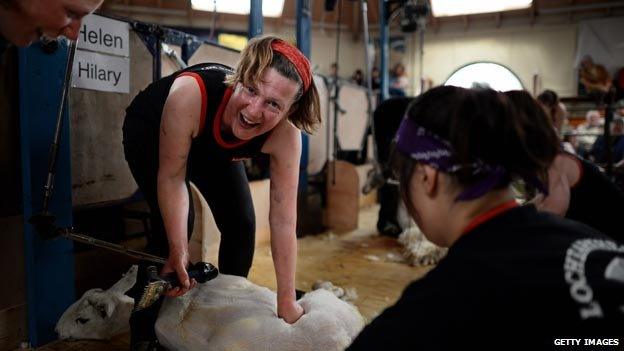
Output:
[77,14,129,57]
[72,50,129,93]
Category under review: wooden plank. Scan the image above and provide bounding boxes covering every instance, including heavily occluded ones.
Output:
[325,160,359,232]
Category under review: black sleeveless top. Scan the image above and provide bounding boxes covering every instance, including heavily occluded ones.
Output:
[566,155,624,243]
[125,62,271,162]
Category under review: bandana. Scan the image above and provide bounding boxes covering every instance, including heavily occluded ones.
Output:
[271,39,312,92]
[395,117,548,201]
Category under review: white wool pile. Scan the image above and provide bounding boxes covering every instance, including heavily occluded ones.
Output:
[398,226,448,266]
[312,281,358,303]
[156,274,364,351]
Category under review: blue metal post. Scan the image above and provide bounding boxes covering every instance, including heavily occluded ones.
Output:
[296,0,312,57]
[19,41,75,346]
[297,0,312,193]
[248,0,264,38]
[379,0,389,101]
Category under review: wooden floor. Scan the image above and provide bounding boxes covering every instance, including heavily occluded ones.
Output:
[30,205,431,351]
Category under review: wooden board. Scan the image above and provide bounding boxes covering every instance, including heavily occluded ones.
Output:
[325,160,359,232]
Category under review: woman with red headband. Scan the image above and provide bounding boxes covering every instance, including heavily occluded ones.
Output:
[122,35,320,351]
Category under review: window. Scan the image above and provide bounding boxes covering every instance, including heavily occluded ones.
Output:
[191,0,285,18]
[431,0,532,17]
[444,62,523,91]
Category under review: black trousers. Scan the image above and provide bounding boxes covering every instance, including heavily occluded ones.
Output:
[373,97,413,232]
[122,114,256,342]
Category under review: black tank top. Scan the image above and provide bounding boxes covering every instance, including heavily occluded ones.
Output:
[125,62,271,162]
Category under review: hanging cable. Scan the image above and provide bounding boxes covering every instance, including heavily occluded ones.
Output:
[330,0,343,185]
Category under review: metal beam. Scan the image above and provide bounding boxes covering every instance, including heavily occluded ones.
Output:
[296,0,312,192]
[249,0,264,38]
[106,4,187,16]
[379,0,389,101]
[539,1,624,14]
[19,40,75,347]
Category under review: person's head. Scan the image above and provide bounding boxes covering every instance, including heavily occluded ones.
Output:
[585,110,602,127]
[537,89,566,134]
[371,66,379,78]
[0,0,102,46]
[580,55,594,69]
[224,35,321,141]
[393,63,405,77]
[393,87,558,246]
[353,69,363,79]
[330,62,338,76]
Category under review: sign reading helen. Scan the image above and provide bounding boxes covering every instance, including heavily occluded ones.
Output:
[77,14,129,57]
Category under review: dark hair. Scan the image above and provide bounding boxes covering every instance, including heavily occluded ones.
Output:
[225,35,321,134]
[393,86,559,215]
[0,0,16,9]
[537,89,560,125]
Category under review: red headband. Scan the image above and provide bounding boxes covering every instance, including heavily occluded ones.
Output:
[271,39,312,92]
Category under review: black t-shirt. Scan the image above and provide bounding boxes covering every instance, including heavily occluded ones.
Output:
[567,156,624,243]
[124,62,271,163]
[347,205,624,350]
[0,35,9,56]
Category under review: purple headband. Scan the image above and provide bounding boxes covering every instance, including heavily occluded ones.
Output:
[395,117,547,201]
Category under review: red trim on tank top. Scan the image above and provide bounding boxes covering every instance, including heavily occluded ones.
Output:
[177,72,207,135]
[461,200,518,235]
[213,87,251,149]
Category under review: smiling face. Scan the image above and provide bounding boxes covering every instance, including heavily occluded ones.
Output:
[223,68,300,141]
[0,0,102,46]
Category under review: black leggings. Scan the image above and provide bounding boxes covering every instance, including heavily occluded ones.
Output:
[122,115,255,342]
[373,97,413,230]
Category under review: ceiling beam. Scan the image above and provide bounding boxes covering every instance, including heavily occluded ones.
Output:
[538,1,624,14]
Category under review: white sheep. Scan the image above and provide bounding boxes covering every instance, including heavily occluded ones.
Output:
[56,267,364,351]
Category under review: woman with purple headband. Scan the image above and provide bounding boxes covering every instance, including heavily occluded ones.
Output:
[347,86,624,350]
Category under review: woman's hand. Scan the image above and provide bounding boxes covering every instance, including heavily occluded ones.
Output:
[161,249,197,297]
[278,299,304,324]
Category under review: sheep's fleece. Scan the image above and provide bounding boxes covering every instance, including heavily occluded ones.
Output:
[155,274,364,351]
[56,266,364,351]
